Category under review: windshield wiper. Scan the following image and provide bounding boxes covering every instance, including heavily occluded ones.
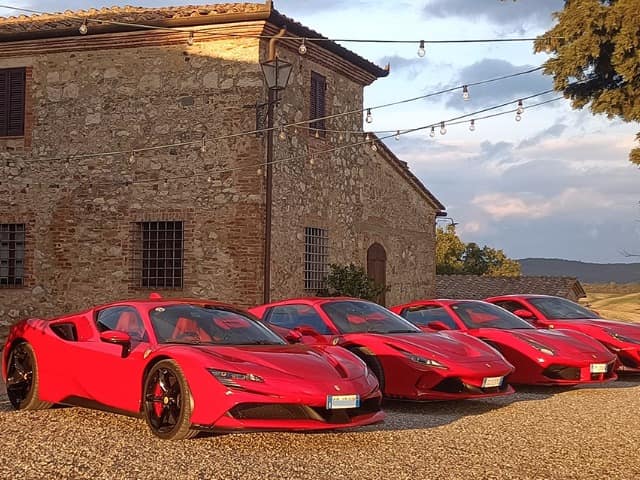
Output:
[386,329,421,334]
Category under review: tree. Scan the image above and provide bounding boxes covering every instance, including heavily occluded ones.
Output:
[322,263,387,302]
[435,226,521,276]
[435,224,465,274]
[535,0,640,165]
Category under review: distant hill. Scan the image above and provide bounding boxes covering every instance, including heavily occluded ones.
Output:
[518,258,640,284]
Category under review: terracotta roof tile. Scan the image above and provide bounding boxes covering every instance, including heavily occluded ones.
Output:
[435,275,586,300]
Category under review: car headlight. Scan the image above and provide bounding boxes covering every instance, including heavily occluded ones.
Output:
[403,352,448,369]
[524,338,554,356]
[208,369,264,388]
[605,330,640,345]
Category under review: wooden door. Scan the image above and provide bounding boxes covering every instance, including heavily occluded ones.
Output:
[367,243,387,306]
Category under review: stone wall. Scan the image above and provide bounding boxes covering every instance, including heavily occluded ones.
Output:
[269,49,438,306]
[0,33,268,327]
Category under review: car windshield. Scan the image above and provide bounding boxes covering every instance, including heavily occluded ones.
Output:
[528,297,599,320]
[321,300,421,334]
[451,301,534,330]
[150,304,286,345]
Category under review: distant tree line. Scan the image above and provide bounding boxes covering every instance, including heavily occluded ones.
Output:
[436,225,520,276]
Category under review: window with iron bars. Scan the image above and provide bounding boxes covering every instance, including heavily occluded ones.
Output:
[0,223,25,287]
[132,221,183,289]
[304,227,328,292]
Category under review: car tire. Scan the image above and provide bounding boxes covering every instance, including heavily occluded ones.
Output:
[348,346,386,394]
[143,359,198,440]
[6,342,52,410]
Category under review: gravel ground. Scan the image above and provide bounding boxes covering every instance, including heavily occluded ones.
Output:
[1,378,639,480]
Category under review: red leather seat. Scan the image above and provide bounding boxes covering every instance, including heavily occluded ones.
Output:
[115,311,146,340]
[171,317,212,342]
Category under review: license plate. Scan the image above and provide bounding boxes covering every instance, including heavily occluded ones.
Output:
[590,363,607,373]
[326,394,360,410]
[482,376,503,388]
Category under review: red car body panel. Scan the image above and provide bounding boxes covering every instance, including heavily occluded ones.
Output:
[250,297,516,401]
[390,299,617,386]
[485,294,640,373]
[2,298,384,432]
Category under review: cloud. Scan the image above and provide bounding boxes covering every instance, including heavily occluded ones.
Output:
[442,59,554,109]
[378,55,428,76]
[518,123,567,149]
[423,0,564,29]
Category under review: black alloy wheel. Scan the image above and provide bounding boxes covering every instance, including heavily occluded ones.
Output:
[6,342,52,410]
[143,360,197,440]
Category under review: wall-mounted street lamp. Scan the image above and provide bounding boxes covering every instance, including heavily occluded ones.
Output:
[260,29,292,304]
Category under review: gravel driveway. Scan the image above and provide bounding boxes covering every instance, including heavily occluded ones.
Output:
[1,379,639,480]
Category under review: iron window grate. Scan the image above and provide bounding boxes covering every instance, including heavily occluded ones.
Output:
[0,223,25,287]
[304,227,328,292]
[132,221,183,289]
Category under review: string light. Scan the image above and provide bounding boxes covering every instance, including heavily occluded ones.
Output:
[365,133,371,142]
[187,32,194,45]
[128,151,135,164]
[314,130,320,139]
[256,167,263,176]
[462,85,470,101]
[299,38,307,55]
[395,130,401,141]
[278,127,287,141]
[515,112,522,121]
[429,126,436,138]
[469,119,476,131]
[0,4,566,47]
[371,143,378,152]
[365,108,373,123]
[78,19,88,35]
[516,99,524,114]
[418,40,426,57]
[200,137,206,153]
[440,121,447,135]
[309,157,315,166]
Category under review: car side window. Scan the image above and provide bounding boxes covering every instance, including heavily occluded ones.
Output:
[96,306,147,341]
[266,305,332,334]
[403,306,459,330]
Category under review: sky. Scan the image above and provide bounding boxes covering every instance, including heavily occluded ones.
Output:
[3,0,640,263]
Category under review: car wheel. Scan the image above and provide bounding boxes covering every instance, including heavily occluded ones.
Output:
[348,346,386,394]
[143,359,198,440]
[6,342,52,410]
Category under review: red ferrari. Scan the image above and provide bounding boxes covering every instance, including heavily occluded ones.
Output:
[486,294,640,373]
[249,297,516,401]
[390,299,617,385]
[1,295,384,439]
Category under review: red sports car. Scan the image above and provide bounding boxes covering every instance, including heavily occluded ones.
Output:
[390,299,617,386]
[1,295,384,439]
[486,294,640,373]
[249,297,515,401]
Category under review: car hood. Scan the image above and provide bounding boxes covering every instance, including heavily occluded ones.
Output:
[477,328,609,355]
[157,343,367,381]
[372,332,505,362]
[550,318,640,340]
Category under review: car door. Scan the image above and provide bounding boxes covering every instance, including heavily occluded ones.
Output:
[72,305,150,412]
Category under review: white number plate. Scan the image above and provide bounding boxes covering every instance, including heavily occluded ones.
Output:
[326,394,360,410]
[590,363,608,374]
[482,376,503,388]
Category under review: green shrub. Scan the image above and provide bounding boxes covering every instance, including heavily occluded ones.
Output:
[320,263,387,302]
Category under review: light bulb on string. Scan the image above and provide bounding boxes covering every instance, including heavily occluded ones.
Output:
[417,40,426,57]
[440,121,447,135]
[278,127,286,141]
[314,129,320,139]
[207,176,212,183]
[515,112,522,122]
[299,38,307,55]
[371,143,378,152]
[200,138,206,153]
[338,132,344,142]
[187,32,195,46]
[516,99,524,115]
[469,119,476,131]
[79,19,88,35]
[365,133,371,142]
[462,85,470,101]
[429,126,436,138]
[257,167,263,176]
[365,108,373,123]
[309,157,315,166]
[128,151,135,164]
[395,130,401,141]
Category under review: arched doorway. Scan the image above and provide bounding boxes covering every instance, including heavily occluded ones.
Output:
[367,243,387,306]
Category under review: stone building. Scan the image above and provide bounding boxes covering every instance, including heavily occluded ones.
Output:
[0,1,444,325]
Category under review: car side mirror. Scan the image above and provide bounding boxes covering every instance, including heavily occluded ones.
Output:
[100,330,131,357]
[285,330,303,343]
[427,321,450,331]
[513,309,535,320]
[291,326,328,344]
